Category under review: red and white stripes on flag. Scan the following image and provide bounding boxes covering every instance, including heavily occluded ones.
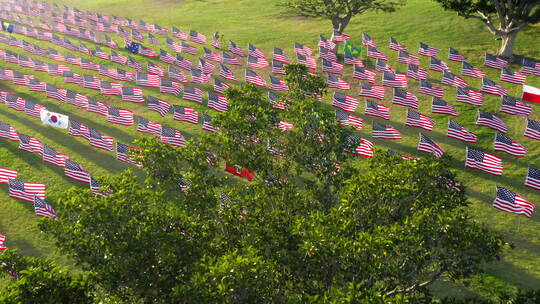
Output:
[493,186,535,217]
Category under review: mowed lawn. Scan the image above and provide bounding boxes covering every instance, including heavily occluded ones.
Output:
[1,0,540,299]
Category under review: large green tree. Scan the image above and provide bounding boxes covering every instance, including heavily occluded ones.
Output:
[433,0,540,58]
[39,64,505,303]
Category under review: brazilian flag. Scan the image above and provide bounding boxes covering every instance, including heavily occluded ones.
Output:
[1,21,14,33]
[344,40,361,58]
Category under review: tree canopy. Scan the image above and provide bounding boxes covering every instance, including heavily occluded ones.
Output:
[433,0,540,58]
[33,64,506,303]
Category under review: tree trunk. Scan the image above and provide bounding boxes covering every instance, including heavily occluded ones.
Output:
[331,16,351,59]
[497,31,519,59]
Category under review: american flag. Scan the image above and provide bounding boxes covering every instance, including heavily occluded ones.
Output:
[131,29,144,42]
[365,100,390,120]
[0,121,19,141]
[172,26,188,40]
[0,234,7,251]
[269,91,286,110]
[494,133,528,157]
[389,37,407,51]
[278,120,294,131]
[175,54,193,70]
[34,195,57,218]
[148,32,157,45]
[8,179,46,202]
[244,43,265,58]
[392,89,418,109]
[500,96,531,117]
[318,35,336,50]
[417,133,444,158]
[48,48,65,61]
[296,53,317,70]
[158,79,180,96]
[147,61,164,77]
[24,100,46,118]
[82,74,100,90]
[431,98,458,116]
[319,47,337,62]
[522,58,540,76]
[448,47,466,62]
[99,81,122,95]
[42,144,67,167]
[359,82,385,100]
[456,87,483,106]
[406,64,428,81]
[211,32,221,49]
[372,122,401,139]
[220,64,237,81]
[398,51,420,66]
[168,65,187,82]
[294,42,313,57]
[189,30,206,44]
[160,49,175,64]
[0,168,17,183]
[441,70,467,88]
[367,46,388,60]
[173,105,198,124]
[80,58,99,71]
[327,74,349,90]
[247,55,269,69]
[18,54,35,68]
[331,31,350,42]
[191,68,210,84]
[344,53,363,65]
[89,128,114,151]
[352,65,376,83]
[245,69,267,87]
[222,52,241,65]
[65,52,81,65]
[229,40,246,57]
[13,72,30,86]
[214,78,231,94]
[181,42,197,55]
[336,110,363,130]
[322,59,343,74]
[202,114,218,133]
[105,35,118,49]
[405,109,435,131]
[199,58,215,74]
[65,159,91,183]
[476,110,507,133]
[362,33,376,48]
[525,166,540,191]
[115,68,136,81]
[270,75,289,91]
[204,47,222,62]
[106,107,133,126]
[480,78,507,96]
[18,133,43,154]
[94,46,109,59]
[429,57,449,72]
[418,42,438,57]
[7,94,26,111]
[332,92,359,112]
[376,59,395,73]
[166,37,182,53]
[349,136,374,158]
[87,99,109,116]
[63,71,81,85]
[500,68,526,85]
[465,147,503,176]
[136,73,160,87]
[484,53,508,69]
[136,116,162,135]
[68,120,90,140]
[493,186,534,217]
[0,68,14,81]
[79,42,92,55]
[382,72,407,88]
[419,80,444,98]
[183,85,203,103]
[461,62,486,78]
[524,119,540,140]
[116,142,139,165]
[208,92,228,112]
[447,119,477,143]
[273,47,289,63]
[121,87,145,103]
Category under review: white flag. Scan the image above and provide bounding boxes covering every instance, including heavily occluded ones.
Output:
[40,109,69,129]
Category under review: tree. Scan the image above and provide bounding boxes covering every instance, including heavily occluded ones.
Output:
[433,0,540,58]
[39,64,505,303]
[285,0,404,46]
[0,250,96,304]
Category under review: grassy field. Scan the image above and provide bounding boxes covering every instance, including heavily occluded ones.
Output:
[1,0,540,299]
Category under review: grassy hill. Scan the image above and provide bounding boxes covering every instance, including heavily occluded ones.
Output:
[1,0,540,299]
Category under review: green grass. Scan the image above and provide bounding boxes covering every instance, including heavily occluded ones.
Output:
[1,0,540,299]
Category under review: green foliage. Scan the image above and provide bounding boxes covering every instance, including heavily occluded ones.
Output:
[36,65,507,303]
[0,250,95,304]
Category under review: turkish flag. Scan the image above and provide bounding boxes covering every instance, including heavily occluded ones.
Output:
[522,84,540,103]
